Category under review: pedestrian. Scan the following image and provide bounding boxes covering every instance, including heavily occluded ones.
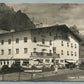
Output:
[54,64,58,73]
[70,64,73,70]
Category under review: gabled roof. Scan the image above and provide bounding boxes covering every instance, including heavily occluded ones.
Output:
[31,24,82,42]
[0,24,82,42]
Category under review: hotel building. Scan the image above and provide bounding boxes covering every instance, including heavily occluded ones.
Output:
[0,24,81,67]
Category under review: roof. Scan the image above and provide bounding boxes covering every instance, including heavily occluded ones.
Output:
[31,24,82,42]
[0,24,82,42]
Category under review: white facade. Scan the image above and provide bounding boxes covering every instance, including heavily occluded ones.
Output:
[31,26,80,65]
[53,36,79,64]
[0,31,32,67]
[0,25,80,67]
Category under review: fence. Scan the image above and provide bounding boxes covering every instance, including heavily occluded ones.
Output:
[0,71,55,81]
[0,68,82,81]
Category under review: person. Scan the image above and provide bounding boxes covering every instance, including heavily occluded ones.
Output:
[54,64,58,73]
[70,63,73,70]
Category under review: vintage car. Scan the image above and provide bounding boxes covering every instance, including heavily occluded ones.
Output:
[22,64,32,69]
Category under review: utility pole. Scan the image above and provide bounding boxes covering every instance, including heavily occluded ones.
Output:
[10,29,15,66]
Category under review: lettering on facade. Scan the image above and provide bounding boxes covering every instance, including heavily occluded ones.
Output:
[37,44,49,47]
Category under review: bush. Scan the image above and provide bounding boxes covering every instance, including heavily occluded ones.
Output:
[0,64,23,74]
[50,65,55,71]
[58,64,65,69]
[65,63,76,69]
[11,63,23,72]
[42,65,54,72]
[31,65,37,70]
[0,65,10,73]
[79,63,84,70]
[29,65,41,70]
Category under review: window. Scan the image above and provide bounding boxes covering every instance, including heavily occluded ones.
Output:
[50,32,52,36]
[67,42,69,47]
[58,54,60,57]
[75,44,77,48]
[42,39,45,44]
[71,51,73,56]
[1,40,4,45]
[8,49,11,55]
[34,48,36,52]
[16,48,19,54]
[15,60,20,65]
[33,37,37,43]
[56,60,59,63]
[7,60,9,65]
[42,49,46,52]
[16,38,19,43]
[75,52,77,56]
[49,50,52,53]
[1,61,2,65]
[49,40,52,45]
[61,41,64,46]
[60,60,63,63]
[1,49,4,55]
[4,61,5,65]
[52,59,54,62]
[53,47,56,53]
[54,36,56,40]
[22,60,29,66]
[45,59,50,63]
[24,48,27,53]
[39,59,43,63]
[8,39,11,44]
[52,59,55,62]
[67,51,69,56]
[24,37,27,43]
[61,50,63,55]
[71,43,73,48]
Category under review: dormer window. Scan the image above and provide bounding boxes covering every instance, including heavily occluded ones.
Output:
[61,41,64,46]
[33,37,37,43]
[42,39,45,44]
[49,40,52,45]
[75,44,77,48]
[67,42,69,47]
[71,43,73,48]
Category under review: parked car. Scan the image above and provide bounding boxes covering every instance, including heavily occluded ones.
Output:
[35,64,43,69]
[44,63,53,68]
[58,64,65,69]
[1,65,10,73]
[22,64,32,69]
[79,63,84,70]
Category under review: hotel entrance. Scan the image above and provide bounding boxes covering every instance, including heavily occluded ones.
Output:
[15,59,20,66]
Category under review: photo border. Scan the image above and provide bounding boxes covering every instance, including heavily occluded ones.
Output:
[0,0,84,84]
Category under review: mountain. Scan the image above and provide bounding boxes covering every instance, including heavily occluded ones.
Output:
[6,3,84,35]
[0,3,35,32]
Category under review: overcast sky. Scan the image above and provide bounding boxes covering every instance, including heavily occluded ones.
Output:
[6,3,84,35]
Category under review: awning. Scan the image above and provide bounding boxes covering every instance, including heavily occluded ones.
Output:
[33,59,40,62]
[65,59,76,63]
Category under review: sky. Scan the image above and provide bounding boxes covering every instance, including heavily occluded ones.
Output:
[0,0,84,3]
[6,3,84,35]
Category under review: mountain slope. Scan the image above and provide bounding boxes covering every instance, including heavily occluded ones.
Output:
[0,3,35,31]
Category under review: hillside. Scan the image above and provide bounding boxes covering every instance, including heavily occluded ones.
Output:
[0,3,35,32]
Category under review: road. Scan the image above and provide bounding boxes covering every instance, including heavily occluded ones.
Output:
[0,69,84,81]
[30,69,84,81]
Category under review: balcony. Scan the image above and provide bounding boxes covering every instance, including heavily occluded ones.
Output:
[30,52,60,58]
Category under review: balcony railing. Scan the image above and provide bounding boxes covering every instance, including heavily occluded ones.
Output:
[31,52,60,58]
